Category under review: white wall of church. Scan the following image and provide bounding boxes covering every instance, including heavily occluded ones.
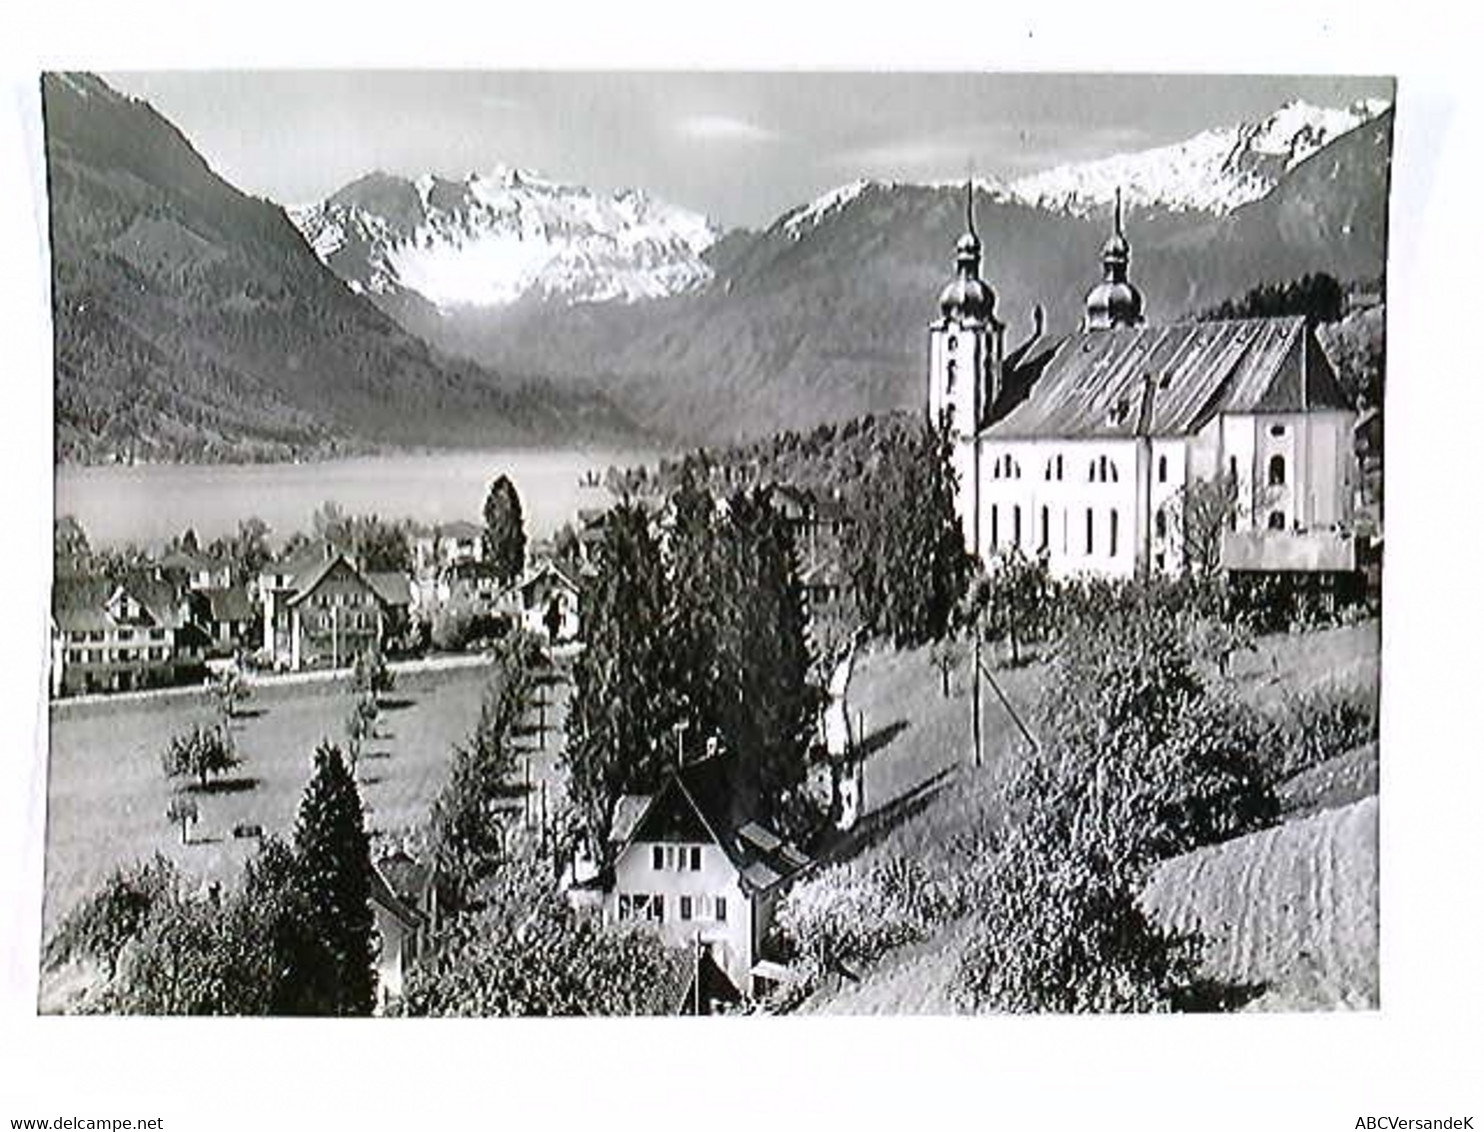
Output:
[975,438,1142,580]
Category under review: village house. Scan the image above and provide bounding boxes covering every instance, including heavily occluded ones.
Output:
[509,559,582,643]
[411,520,485,576]
[930,186,1359,585]
[368,853,438,1010]
[187,585,256,658]
[257,544,411,671]
[50,574,209,696]
[155,549,233,592]
[595,755,811,1002]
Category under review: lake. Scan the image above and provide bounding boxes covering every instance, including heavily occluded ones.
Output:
[54,448,660,549]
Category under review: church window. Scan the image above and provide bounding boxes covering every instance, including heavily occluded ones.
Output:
[1268,455,1286,487]
[1157,455,1168,483]
[1012,506,1022,547]
[1155,510,1167,540]
[946,360,957,392]
[990,505,999,551]
[1085,508,1094,555]
[1269,424,1286,438]
[1039,506,1050,550]
[1228,456,1238,483]
[1088,460,1097,483]
[1109,510,1119,557]
[1268,510,1287,531]
[948,335,958,352]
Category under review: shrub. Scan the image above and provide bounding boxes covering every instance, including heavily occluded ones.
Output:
[775,863,929,976]
[1271,686,1379,781]
[954,815,1203,1013]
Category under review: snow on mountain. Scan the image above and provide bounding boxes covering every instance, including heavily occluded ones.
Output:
[290,166,723,309]
[779,179,877,240]
[1004,99,1391,217]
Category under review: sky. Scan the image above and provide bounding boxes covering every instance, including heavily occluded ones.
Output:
[105,71,1394,229]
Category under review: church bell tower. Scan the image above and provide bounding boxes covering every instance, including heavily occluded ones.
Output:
[928,179,1001,437]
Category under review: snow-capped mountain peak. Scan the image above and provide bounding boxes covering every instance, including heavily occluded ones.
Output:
[291,167,723,309]
[1004,98,1391,216]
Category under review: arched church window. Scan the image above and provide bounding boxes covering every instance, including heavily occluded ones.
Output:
[1039,506,1050,550]
[1157,455,1168,483]
[1012,505,1022,547]
[1085,508,1095,555]
[946,359,957,392]
[1154,510,1167,540]
[1268,510,1286,531]
[990,505,999,550]
[1268,454,1286,487]
[1109,510,1119,557]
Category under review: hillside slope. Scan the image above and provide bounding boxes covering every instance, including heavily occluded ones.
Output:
[44,73,637,463]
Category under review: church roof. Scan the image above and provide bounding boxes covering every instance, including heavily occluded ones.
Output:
[985,316,1353,441]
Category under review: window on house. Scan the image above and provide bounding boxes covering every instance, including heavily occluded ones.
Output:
[1268,510,1287,531]
[1157,455,1168,483]
[1109,510,1119,557]
[650,895,664,923]
[680,896,693,921]
[618,894,632,920]
[689,846,701,871]
[1268,455,1286,487]
[652,845,664,871]
[1085,509,1094,555]
[715,897,727,923]
[1155,510,1167,540]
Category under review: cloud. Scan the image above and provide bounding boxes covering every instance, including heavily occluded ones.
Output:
[676,114,779,143]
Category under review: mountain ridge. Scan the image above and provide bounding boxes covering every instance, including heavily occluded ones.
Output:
[44,72,641,464]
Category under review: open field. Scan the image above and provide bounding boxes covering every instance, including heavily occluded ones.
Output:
[1140,795,1379,1010]
[42,661,571,937]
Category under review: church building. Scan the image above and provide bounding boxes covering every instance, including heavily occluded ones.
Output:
[929,185,1359,581]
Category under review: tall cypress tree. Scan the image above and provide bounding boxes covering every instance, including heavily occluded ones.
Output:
[561,504,673,866]
[483,474,527,587]
[855,421,971,647]
[711,489,816,834]
[292,741,376,1015]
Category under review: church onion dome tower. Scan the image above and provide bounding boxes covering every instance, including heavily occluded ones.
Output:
[939,181,996,324]
[1084,187,1145,330]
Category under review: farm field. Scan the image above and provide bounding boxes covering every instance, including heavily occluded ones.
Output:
[41,660,572,939]
[1140,795,1379,1010]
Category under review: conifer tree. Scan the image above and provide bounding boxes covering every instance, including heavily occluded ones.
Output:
[292,741,376,1015]
[710,489,816,833]
[483,474,527,587]
[855,420,971,647]
[561,504,672,865]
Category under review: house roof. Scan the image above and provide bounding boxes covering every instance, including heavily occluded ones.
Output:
[198,586,253,623]
[377,851,435,909]
[610,795,650,846]
[52,573,186,633]
[366,571,413,608]
[284,554,378,608]
[986,317,1354,442]
[520,559,582,596]
[369,862,424,930]
[433,520,484,541]
[620,755,813,896]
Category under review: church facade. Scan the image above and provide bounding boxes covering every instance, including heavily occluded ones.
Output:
[929,186,1358,581]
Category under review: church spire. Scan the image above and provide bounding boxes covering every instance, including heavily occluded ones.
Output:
[1084,186,1144,330]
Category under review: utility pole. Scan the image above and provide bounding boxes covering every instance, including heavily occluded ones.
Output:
[972,630,983,768]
